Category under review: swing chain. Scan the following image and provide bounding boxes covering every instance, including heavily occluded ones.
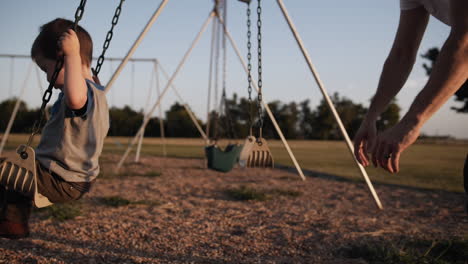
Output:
[73,0,87,31]
[25,0,88,152]
[256,0,264,135]
[93,0,125,76]
[246,1,254,135]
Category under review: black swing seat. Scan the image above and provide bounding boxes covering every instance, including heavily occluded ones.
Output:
[205,144,243,173]
[0,145,53,208]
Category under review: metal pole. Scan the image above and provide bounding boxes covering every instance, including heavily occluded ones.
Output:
[104,0,170,94]
[9,57,14,98]
[115,12,215,172]
[276,0,382,209]
[154,62,167,156]
[217,15,306,181]
[206,18,217,140]
[135,63,156,162]
[0,62,33,155]
[157,61,208,141]
[135,127,145,162]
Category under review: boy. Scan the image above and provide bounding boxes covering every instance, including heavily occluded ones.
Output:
[0,18,109,239]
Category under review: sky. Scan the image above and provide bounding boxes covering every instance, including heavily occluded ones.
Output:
[0,0,466,139]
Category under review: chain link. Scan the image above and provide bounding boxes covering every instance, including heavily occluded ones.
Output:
[246,1,254,134]
[256,0,264,134]
[93,0,125,76]
[73,0,87,31]
[25,0,87,150]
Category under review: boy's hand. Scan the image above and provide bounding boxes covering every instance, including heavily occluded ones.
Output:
[58,29,80,58]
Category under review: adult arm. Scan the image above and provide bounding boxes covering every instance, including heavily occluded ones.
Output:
[373,0,468,173]
[354,6,429,166]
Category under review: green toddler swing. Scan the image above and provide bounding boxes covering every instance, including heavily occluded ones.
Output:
[205,89,243,172]
[204,4,243,173]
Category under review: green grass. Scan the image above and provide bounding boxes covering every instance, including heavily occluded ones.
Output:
[35,202,82,222]
[225,186,302,201]
[339,238,468,264]
[97,196,162,207]
[3,134,466,192]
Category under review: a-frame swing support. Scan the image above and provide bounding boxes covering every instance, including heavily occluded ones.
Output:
[275,0,382,209]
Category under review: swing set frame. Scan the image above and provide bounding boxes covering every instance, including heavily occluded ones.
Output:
[104,0,383,209]
[0,0,383,210]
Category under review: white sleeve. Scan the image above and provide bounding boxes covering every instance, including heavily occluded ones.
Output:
[400,0,422,10]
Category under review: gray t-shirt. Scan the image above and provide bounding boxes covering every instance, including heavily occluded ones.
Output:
[36,80,109,182]
[400,0,451,26]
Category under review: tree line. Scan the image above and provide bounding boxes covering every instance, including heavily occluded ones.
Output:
[3,47,463,140]
[0,92,401,140]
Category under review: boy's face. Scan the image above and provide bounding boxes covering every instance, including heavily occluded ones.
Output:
[35,55,65,89]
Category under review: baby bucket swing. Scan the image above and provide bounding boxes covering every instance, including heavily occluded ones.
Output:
[0,0,124,208]
[205,4,243,173]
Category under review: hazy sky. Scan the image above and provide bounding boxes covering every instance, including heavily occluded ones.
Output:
[0,0,466,139]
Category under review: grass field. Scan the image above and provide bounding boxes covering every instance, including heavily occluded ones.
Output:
[2,134,467,192]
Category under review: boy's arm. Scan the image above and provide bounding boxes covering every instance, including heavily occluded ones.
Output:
[60,29,88,110]
[372,0,468,173]
[353,7,429,166]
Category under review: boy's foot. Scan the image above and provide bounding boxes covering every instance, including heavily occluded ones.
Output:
[0,220,30,239]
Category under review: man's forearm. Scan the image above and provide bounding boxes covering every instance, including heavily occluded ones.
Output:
[365,53,415,121]
[402,31,468,128]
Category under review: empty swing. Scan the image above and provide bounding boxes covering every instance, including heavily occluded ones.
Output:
[238,0,274,168]
[205,3,243,173]
[205,90,243,173]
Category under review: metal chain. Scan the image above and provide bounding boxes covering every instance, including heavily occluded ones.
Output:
[25,0,87,153]
[73,0,87,31]
[256,0,264,135]
[246,1,254,135]
[220,0,236,139]
[93,0,125,75]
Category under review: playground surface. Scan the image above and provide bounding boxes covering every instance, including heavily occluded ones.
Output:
[1,153,466,263]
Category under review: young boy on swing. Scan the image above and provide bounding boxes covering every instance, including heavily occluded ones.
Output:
[0,18,109,239]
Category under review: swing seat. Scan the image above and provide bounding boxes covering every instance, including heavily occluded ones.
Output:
[238,135,256,168]
[0,145,53,208]
[205,144,243,173]
[246,137,274,168]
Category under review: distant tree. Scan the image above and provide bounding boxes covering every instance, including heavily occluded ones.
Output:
[421,47,468,113]
[0,98,37,133]
[165,102,202,138]
[108,106,143,137]
[311,93,368,140]
[376,98,401,131]
[298,100,314,139]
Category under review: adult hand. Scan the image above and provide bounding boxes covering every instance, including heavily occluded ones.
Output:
[353,120,377,167]
[371,119,421,173]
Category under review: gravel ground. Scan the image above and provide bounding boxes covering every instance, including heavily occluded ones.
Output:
[1,154,466,263]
